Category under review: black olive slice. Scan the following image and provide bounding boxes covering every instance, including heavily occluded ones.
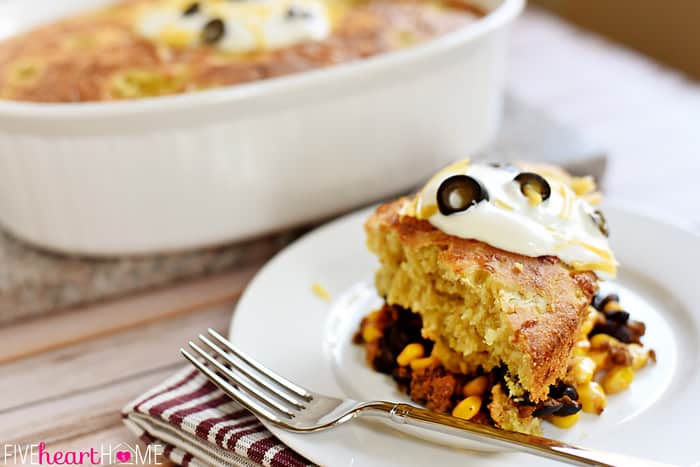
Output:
[436,175,489,215]
[514,172,551,202]
[590,209,609,237]
[182,2,200,16]
[202,18,226,44]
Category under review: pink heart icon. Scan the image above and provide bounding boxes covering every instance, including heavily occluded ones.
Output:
[116,451,131,463]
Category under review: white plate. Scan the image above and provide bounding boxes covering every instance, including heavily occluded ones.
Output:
[230,205,700,466]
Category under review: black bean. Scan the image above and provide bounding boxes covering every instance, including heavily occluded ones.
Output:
[392,366,412,389]
[549,382,578,400]
[595,293,619,311]
[613,325,634,343]
[533,400,564,417]
[491,366,507,385]
[562,385,579,401]
[406,329,423,341]
[591,322,616,338]
[554,401,582,416]
[421,339,435,356]
[605,310,630,324]
[182,2,200,16]
[371,339,397,374]
[591,322,633,343]
[387,326,411,354]
[548,384,562,398]
[396,309,424,342]
[396,306,418,324]
[405,316,424,333]
[202,18,226,44]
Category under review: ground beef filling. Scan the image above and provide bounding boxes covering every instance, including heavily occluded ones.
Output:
[354,294,654,431]
[355,304,511,424]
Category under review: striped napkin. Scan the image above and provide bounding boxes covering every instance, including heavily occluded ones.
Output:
[122,367,314,467]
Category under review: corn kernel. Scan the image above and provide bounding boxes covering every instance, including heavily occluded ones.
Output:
[463,376,489,397]
[628,344,650,370]
[603,300,623,312]
[362,325,382,343]
[396,343,425,366]
[547,411,581,429]
[569,356,596,385]
[410,356,439,371]
[588,350,610,372]
[110,70,180,99]
[579,315,596,339]
[573,339,591,356]
[311,282,331,301]
[8,59,43,84]
[577,381,607,415]
[602,366,635,394]
[452,396,482,420]
[590,333,619,350]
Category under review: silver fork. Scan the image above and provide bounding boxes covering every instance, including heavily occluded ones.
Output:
[182,329,672,467]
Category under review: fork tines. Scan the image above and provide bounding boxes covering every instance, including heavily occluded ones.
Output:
[181,328,313,424]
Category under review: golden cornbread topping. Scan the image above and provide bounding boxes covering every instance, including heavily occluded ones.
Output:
[0,0,481,102]
[137,0,332,52]
[402,160,618,278]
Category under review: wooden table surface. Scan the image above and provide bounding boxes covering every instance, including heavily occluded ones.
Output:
[2,8,699,467]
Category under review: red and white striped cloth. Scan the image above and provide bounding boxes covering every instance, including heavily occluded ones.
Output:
[122,367,314,467]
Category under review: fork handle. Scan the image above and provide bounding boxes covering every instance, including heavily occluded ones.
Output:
[362,402,673,467]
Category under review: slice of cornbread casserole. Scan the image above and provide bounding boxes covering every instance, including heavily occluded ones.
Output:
[366,198,597,402]
[355,160,655,435]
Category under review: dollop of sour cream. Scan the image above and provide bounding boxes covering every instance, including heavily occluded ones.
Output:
[405,161,617,278]
[137,0,331,53]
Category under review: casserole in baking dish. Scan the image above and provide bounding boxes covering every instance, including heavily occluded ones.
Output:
[0,0,522,255]
[0,0,483,102]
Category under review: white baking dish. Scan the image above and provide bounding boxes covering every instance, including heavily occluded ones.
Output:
[0,0,523,256]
